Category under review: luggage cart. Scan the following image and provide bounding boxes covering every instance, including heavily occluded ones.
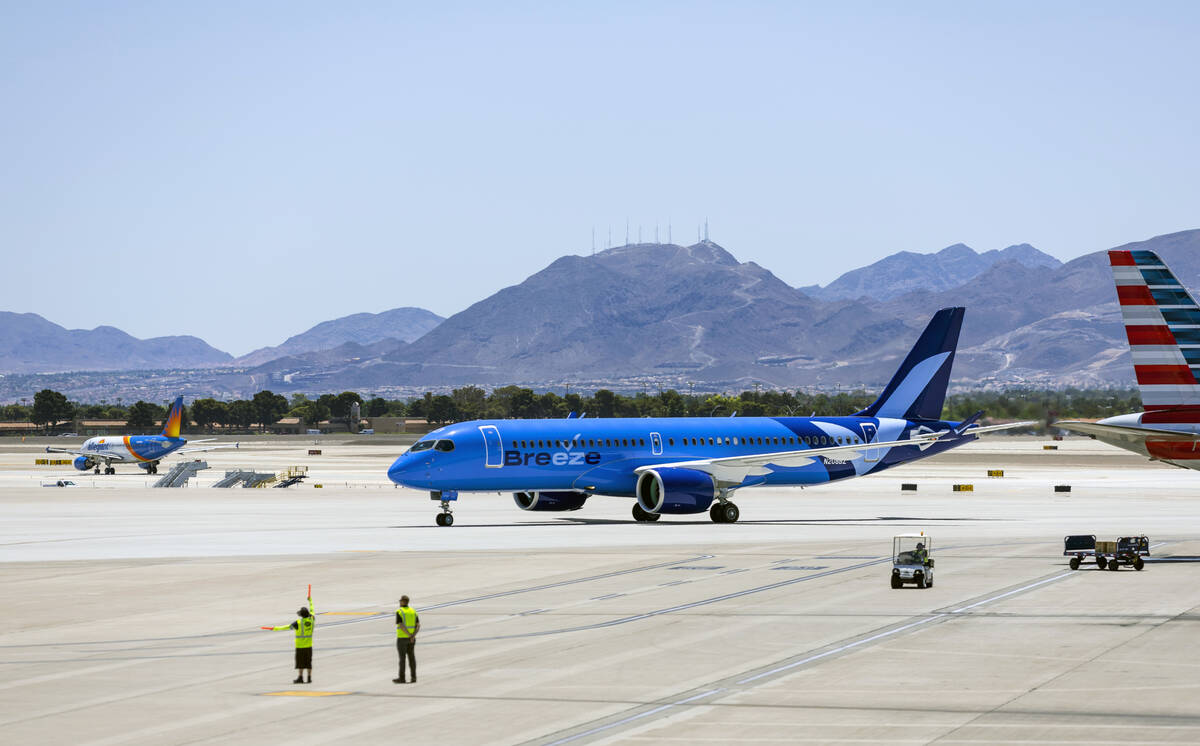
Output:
[1063,534,1149,571]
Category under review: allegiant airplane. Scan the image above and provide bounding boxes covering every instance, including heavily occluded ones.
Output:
[1056,249,1200,466]
[388,307,1032,526]
[46,396,237,475]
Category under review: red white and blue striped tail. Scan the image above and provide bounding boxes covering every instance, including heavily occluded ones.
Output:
[1109,249,1200,422]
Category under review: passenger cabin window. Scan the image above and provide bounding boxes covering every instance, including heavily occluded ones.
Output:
[409,440,435,453]
[434,439,455,452]
[668,438,674,446]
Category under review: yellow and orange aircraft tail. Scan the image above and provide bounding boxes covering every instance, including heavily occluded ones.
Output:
[162,396,184,439]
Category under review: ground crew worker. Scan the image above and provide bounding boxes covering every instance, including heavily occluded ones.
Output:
[267,592,315,684]
[393,595,420,684]
[914,542,928,565]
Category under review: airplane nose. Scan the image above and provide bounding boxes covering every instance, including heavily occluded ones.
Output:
[387,457,409,484]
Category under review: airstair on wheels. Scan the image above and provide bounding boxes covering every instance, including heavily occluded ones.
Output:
[152,460,209,488]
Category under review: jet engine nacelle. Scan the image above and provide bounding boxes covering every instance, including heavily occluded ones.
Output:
[636,467,716,514]
[512,491,590,512]
[73,456,95,471]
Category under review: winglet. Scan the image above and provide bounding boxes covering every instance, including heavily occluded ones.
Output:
[954,410,985,435]
[161,396,184,439]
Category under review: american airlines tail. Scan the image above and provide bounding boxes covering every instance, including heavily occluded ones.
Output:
[856,306,964,421]
[162,396,184,439]
[1055,250,1200,468]
[1110,249,1200,420]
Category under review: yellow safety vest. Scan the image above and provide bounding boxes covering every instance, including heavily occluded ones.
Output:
[396,606,417,639]
[295,616,314,648]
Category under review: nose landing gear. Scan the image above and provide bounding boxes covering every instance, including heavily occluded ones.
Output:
[431,490,458,526]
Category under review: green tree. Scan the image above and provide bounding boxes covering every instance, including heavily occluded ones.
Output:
[191,398,228,432]
[330,391,363,419]
[125,400,158,431]
[426,395,458,425]
[450,386,487,420]
[227,400,256,430]
[31,389,74,431]
[252,390,289,431]
[592,389,617,418]
[366,396,389,417]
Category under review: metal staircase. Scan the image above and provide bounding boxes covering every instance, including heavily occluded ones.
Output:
[153,460,209,488]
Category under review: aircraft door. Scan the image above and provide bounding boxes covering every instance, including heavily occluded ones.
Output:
[650,432,663,456]
[479,425,503,468]
[861,423,879,462]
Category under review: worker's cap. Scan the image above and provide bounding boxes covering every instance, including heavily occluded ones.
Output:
[916,542,925,548]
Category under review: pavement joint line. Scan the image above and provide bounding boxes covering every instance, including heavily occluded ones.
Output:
[262,690,351,697]
[540,688,726,746]
[532,567,1084,745]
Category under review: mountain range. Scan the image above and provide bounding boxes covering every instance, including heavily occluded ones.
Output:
[234,307,443,367]
[0,312,232,374]
[799,242,1062,301]
[3,230,1199,398]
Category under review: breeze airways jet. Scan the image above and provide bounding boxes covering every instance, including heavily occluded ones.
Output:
[46,396,237,475]
[389,307,1032,526]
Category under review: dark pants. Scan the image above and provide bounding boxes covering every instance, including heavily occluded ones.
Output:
[295,647,312,669]
[396,638,416,680]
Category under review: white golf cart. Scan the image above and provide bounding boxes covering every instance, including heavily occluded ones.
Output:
[891,534,934,589]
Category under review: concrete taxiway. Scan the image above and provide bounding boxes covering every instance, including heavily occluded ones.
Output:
[3,436,1200,744]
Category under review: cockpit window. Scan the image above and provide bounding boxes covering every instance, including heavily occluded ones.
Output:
[409,440,435,453]
[434,439,455,452]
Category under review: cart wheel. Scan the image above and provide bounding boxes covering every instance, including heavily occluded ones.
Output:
[890,575,902,589]
[926,576,933,588]
[1096,556,1107,570]
[1069,556,1081,570]
[916,574,926,589]
[1133,557,1144,571]
[1108,559,1120,571]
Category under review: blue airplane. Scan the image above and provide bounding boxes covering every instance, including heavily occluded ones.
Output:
[46,396,237,475]
[388,308,1030,525]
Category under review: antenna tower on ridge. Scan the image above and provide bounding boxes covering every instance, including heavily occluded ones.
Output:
[704,218,709,242]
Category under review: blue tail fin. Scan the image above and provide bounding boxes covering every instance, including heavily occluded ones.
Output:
[856,307,964,421]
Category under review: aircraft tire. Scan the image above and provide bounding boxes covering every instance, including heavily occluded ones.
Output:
[632,504,659,522]
[435,513,445,526]
[720,503,740,523]
[709,504,726,523]
[444,514,454,527]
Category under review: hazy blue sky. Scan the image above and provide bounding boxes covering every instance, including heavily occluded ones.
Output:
[2,2,1198,355]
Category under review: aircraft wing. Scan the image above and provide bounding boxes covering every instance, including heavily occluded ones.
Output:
[1054,421,1200,445]
[44,446,129,461]
[634,431,947,486]
[962,420,1039,435]
[177,442,240,455]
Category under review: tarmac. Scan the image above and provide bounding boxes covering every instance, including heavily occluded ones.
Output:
[3,435,1200,744]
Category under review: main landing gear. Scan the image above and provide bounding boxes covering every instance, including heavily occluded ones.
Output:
[710,502,740,523]
[431,490,457,526]
[631,503,660,522]
[710,490,740,523]
[95,465,116,475]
